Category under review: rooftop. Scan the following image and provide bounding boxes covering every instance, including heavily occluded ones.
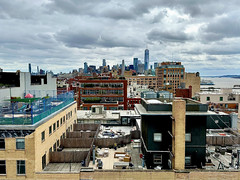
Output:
[0,91,74,128]
[135,104,218,116]
[77,110,139,120]
[88,144,143,170]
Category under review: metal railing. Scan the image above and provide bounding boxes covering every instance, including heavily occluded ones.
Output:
[0,91,74,125]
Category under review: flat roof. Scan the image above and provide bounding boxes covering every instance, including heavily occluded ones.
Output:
[77,110,139,120]
[135,104,219,116]
[88,144,143,170]
[0,101,76,130]
[44,163,82,172]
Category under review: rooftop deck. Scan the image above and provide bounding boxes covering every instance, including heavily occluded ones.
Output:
[0,91,74,125]
[89,143,143,170]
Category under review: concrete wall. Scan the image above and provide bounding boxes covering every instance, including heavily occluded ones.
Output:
[35,170,240,180]
[182,73,200,98]
[0,72,57,103]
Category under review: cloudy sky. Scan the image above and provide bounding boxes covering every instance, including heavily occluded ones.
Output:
[0,0,240,75]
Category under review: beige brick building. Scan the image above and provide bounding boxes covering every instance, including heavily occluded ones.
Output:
[126,76,159,89]
[126,63,200,98]
[0,101,77,179]
[181,72,200,97]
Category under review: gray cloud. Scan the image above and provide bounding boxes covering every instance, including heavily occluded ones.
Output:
[0,0,240,75]
[147,29,193,43]
[200,14,240,42]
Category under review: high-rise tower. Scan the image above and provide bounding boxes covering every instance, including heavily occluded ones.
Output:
[121,60,125,76]
[102,59,106,66]
[144,49,149,71]
[84,62,88,74]
[133,58,138,73]
[28,63,32,74]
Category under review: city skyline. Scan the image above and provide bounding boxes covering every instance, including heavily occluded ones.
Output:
[0,0,240,75]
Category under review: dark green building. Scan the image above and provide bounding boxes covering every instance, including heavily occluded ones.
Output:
[135,98,231,169]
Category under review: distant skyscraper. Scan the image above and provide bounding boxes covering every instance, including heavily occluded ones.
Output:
[37,66,39,74]
[89,65,96,73]
[154,62,158,69]
[150,65,153,69]
[102,59,106,66]
[144,49,149,71]
[78,68,83,73]
[84,62,88,74]
[28,63,32,74]
[133,58,138,72]
[121,60,125,76]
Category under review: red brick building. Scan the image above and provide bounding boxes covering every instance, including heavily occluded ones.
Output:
[176,86,192,98]
[68,78,127,110]
[127,98,141,110]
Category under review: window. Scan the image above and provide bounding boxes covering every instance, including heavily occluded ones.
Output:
[49,147,52,152]
[41,131,45,142]
[63,116,65,123]
[16,138,25,150]
[206,97,210,101]
[42,154,46,170]
[185,133,191,142]
[228,94,236,101]
[0,139,5,149]
[57,120,59,128]
[53,123,56,131]
[60,118,63,125]
[49,126,52,135]
[0,160,6,174]
[57,140,59,147]
[78,120,84,124]
[185,156,191,165]
[220,97,223,101]
[154,133,162,142]
[53,143,56,151]
[122,117,128,125]
[17,160,25,175]
[153,154,162,164]
[94,120,101,124]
